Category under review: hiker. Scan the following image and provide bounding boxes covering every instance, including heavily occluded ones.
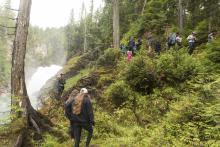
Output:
[187,32,196,55]
[146,32,154,53]
[56,73,66,98]
[120,43,126,54]
[65,89,79,139]
[208,32,214,43]
[176,32,183,48]
[167,32,176,49]
[155,41,161,55]
[128,36,136,53]
[64,88,94,147]
[136,37,142,51]
[127,49,133,61]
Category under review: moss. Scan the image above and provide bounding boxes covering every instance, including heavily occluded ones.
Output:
[62,56,81,73]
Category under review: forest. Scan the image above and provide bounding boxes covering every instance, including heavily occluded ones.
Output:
[0,0,219,146]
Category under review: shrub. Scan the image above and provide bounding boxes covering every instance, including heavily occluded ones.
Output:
[206,38,220,70]
[105,81,132,107]
[97,48,120,66]
[123,55,158,94]
[156,50,200,85]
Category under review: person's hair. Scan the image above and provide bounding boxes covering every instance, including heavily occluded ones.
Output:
[72,93,85,115]
[66,89,79,103]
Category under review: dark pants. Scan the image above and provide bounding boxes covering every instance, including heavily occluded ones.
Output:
[188,42,195,55]
[72,123,93,147]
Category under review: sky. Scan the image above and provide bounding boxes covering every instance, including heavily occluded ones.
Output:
[0,0,104,28]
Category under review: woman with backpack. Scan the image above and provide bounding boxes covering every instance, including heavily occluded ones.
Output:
[65,88,94,147]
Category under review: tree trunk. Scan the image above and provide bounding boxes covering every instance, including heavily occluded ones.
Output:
[141,0,147,15]
[84,7,87,52]
[11,0,52,146]
[178,0,183,31]
[113,0,120,49]
[90,0,94,22]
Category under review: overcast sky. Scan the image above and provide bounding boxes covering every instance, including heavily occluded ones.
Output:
[0,0,104,28]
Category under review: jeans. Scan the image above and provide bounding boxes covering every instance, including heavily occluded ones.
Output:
[188,42,195,55]
[72,123,93,147]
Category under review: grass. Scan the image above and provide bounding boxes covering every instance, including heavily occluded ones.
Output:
[64,68,91,92]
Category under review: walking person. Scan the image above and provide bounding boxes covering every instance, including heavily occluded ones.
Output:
[155,41,161,55]
[208,31,214,43]
[167,32,176,49]
[187,32,196,55]
[146,32,154,53]
[127,49,133,61]
[176,32,183,48]
[56,73,66,99]
[64,88,94,147]
[128,36,136,53]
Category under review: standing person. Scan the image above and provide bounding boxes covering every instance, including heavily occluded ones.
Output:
[136,37,142,51]
[155,41,161,55]
[127,49,133,61]
[176,32,183,48]
[187,32,196,55]
[128,36,136,53]
[208,32,214,43]
[146,32,154,53]
[167,32,176,49]
[65,88,94,147]
[56,73,66,99]
[120,43,126,54]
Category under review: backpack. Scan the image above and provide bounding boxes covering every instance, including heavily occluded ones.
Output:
[168,33,176,45]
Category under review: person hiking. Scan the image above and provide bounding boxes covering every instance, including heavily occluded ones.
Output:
[128,36,136,53]
[120,43,126,54]
[56,73,66,99]
[65,89,79,139]
[64,88,94,147]
[187,32,196,55]
[127,48,133,61]
[155,41,161,55]
[146,32,154,53]
[167,32,176,49]
[136,37,142,51]
[208,32,214,43]
[176,32,182,48]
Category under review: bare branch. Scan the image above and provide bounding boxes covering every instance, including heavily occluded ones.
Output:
[5,7,19,11]
[0,24,16,29]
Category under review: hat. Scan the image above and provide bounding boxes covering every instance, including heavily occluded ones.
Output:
[80,88,88,94]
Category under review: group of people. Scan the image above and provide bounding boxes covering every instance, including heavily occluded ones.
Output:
[54,30,216,146]
[121,31,217,61]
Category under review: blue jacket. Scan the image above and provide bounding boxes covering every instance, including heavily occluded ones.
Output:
[64,95,94,126]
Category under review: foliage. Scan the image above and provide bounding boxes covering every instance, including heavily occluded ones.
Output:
[156,49,200,85]
[97,48,120,67]
[105,80,132,107]
[123,54,158,94]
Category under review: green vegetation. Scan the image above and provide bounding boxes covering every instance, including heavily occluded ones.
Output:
[64,68,91,92]
[1,0,220,146]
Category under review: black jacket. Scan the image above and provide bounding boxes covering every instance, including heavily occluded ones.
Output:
[64,95,94,126]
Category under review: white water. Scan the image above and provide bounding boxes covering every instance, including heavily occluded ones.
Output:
[26,65,62,109]
[0,65,62,120]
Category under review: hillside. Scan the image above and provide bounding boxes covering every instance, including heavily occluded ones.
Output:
[32,36,219,146]
[0,0,219,146]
